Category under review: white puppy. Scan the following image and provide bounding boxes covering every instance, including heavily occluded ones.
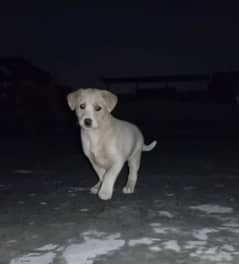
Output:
[67,88,157,200]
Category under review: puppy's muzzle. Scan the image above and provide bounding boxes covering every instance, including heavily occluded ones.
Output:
[84,118,92,128]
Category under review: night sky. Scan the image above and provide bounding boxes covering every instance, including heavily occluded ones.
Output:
[0,3,239,87]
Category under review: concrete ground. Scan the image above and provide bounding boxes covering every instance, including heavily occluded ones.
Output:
[1,135,239,264]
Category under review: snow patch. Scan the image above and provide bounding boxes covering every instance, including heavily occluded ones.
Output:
[56,246,64,252]
[128,237,160,247]
[189,204,233,214]
[150,222,161,227]
[192,228,218,240]
[190,246,234,262]
[184,240,207,249]
[119,206,128,209]
[36,244,58,251]
[165,192,174,197]
[219,227,239,234]
[150,222,179,234]
[222,244,235,252]
[82,230,107,238]
[10,252,56,264]
[68,187,88,192]
[158,211,174,218]
[152,226,179,234]
[149,245,162,252]
[7,240,18,244]
[162,240,181,252]
[222,219,239,228]
[62,231,125,264]
[80,208,89,212]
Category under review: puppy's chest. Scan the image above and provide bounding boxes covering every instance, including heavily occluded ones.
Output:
[81,133,112,168]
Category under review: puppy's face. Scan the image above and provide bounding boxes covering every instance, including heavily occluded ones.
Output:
[67,88,117,129]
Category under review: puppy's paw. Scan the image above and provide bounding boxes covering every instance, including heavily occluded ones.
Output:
[90,182,101,194]
[122,186,134,194]
[98,189,112,200]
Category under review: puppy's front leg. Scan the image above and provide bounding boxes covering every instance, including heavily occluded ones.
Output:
[98,161,124,200]
[89,160,105,194]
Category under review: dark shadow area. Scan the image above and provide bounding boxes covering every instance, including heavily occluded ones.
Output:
[0,63,239,159]
[0,61,239,186]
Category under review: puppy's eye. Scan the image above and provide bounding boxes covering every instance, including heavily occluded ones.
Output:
[80,104,86,110]
[95,105,102,111]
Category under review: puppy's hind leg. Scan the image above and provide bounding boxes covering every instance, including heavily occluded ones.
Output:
[123,151,142,194]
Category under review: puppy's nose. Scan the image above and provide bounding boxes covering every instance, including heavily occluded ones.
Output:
[84,118,92,127]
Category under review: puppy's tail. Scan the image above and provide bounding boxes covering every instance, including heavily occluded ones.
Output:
[143,140,157,152]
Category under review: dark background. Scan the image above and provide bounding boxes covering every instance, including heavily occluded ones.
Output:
[0,3,239,152]
[0,4,239,86]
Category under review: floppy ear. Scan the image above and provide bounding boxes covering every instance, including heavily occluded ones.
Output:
[66,89,82,111]
[101,90,118,112]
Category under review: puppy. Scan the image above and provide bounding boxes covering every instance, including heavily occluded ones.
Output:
[67,88,157,200]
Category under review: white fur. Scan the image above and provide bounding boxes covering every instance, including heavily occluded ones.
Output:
[67,88,157,200]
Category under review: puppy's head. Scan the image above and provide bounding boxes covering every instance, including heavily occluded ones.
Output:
[66,88,117,129]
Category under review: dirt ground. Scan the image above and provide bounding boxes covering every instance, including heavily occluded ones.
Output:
[0,135,239,264]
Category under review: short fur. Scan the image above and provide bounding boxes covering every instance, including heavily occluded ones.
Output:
[67,88,157,200]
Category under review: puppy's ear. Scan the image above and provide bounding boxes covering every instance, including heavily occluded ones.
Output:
[66,89,82,111]
[101,90,118,112]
